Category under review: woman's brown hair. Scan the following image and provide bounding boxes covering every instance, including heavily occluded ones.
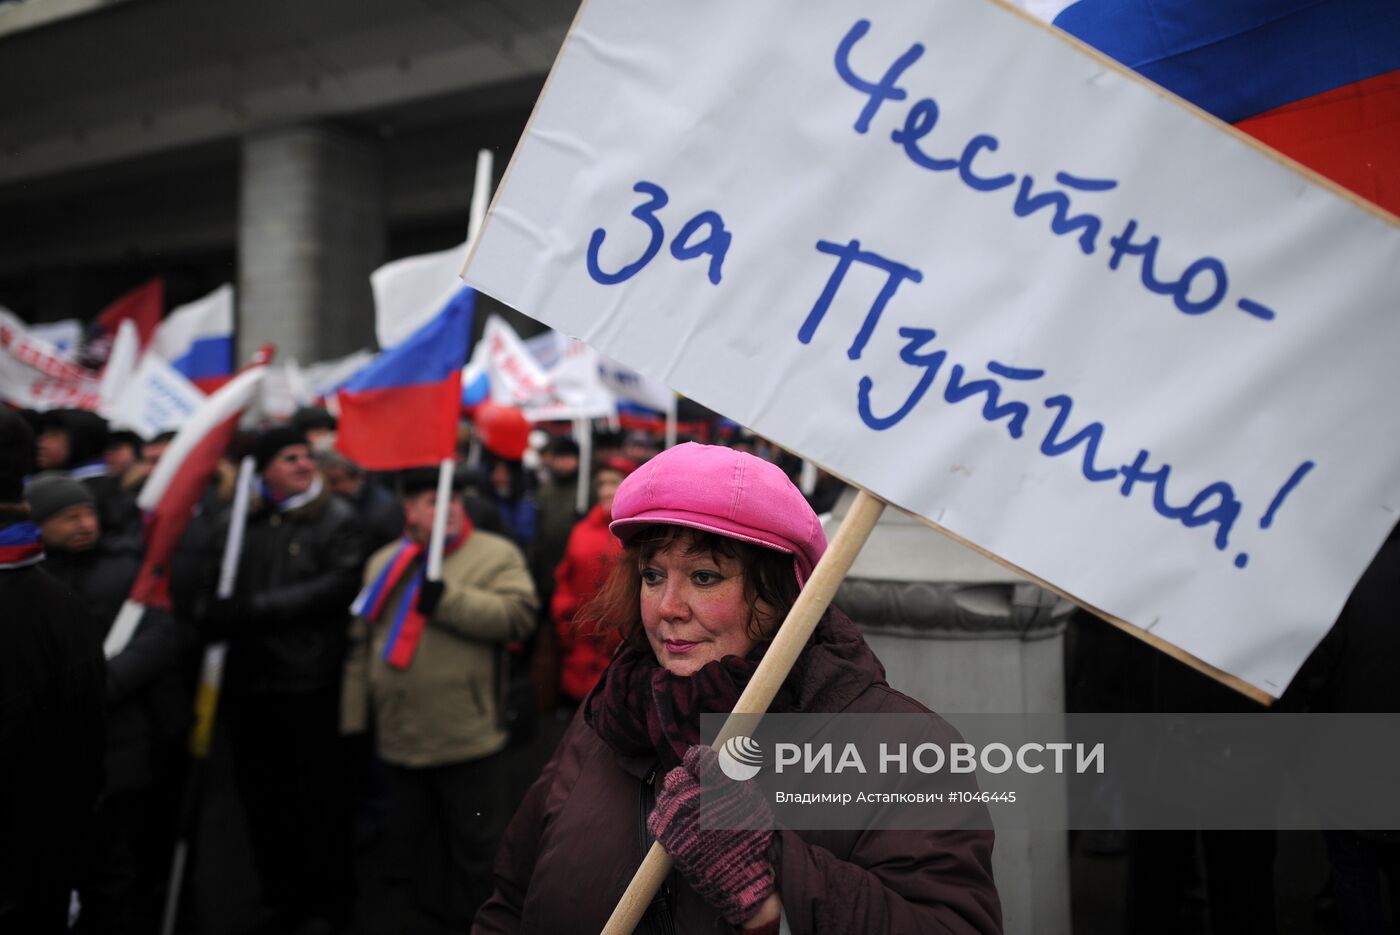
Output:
[577,524,801,651]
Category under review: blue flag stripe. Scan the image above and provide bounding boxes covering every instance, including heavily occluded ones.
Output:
[1053,0,1400,123]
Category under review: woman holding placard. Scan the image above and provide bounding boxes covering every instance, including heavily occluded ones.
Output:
[473,443,1002,934]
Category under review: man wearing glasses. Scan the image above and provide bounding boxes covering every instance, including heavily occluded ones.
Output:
[200,426,366,935]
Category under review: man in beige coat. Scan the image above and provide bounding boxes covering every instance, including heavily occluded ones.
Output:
[344,468,537,928]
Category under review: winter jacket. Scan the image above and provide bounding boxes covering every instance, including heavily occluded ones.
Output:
[44,538,178,794]
[342,529,538,767]
[216,484,366,695]
[1282,524,1400,713]
[345,477,404,553]
[0,559,105,928]
[528,477,579,605]
[550,504,622,703]
[473,609,1003,934]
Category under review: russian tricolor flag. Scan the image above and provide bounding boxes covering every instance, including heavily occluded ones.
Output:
[1032,0,1400,215]
[153,285,235,391]
[336,286,476,471]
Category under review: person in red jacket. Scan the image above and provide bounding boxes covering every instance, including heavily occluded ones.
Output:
[551,456,637,706]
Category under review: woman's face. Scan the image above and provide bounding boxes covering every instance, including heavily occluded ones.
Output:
[640,538,771,676]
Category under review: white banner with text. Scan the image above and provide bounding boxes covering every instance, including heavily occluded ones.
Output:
[464,0,1400,696]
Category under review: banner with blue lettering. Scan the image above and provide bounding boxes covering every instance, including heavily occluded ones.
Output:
[463,0,1400,698]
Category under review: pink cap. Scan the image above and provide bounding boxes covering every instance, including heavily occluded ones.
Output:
[609,442,827,581]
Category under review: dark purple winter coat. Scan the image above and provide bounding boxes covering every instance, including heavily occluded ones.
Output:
[474,609,1003,934]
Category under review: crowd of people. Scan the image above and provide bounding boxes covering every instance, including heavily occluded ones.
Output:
[7,402,925,935]
[10,392,1395,935]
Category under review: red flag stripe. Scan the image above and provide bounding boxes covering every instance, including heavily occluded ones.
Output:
[335,376,462,472]
[1236,69,1400,218]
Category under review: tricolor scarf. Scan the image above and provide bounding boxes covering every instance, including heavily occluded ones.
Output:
[584,639,797,774]
[351,523,472,669]
[0,521,44,570]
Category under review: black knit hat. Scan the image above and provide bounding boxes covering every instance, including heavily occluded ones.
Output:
[0,408,34,503]
[543,435,580,458]
[254,426,309,471]
[291,406,337,433]
[25,473,96,524]
[398,466,467,498]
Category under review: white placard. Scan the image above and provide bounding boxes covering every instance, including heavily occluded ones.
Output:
[599,354,676,415]
[0,308,102,411]
[481,314,554,408]
[464,0,1400,697]
[106,352,207,439]
[526,337,617,422]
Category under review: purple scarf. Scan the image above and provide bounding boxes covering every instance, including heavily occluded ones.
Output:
[584,639,796,773]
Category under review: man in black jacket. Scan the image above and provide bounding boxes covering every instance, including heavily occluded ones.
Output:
[0,411,106,934]
[27,473,178,934]
[201,426,366,935]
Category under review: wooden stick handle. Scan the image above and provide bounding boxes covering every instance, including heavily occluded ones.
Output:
[600,490,887,935]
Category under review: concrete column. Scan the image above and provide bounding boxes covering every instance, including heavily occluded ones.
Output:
[237,124,384,365]
[824,491,1074,935]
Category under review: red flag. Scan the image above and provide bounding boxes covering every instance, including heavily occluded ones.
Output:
[97,278,164,351]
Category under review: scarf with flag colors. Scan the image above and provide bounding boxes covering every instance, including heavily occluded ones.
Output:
[351,524,472,669]
[0,521,44,569]
[1033,0,1400,215]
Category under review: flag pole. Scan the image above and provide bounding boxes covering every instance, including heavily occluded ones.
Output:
[416,150,487,582]
[427,458,454,581]
[216,456,256,597]
[161,454,256,935]
[574,417,592,515]
[600,489,887,935]
[469,149,494,244]
[664,398,678,450]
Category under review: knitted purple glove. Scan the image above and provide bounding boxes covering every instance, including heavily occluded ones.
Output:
[647,745,775,926]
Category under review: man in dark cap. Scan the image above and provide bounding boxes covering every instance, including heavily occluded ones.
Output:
[27,473,177,934]
[343,467,536,928]
[199,425,365,935]
[102,430,143,479]
[35,409,110,479]
[290,406,337,451]
[33,409,145,537]
[0,410,106,933]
